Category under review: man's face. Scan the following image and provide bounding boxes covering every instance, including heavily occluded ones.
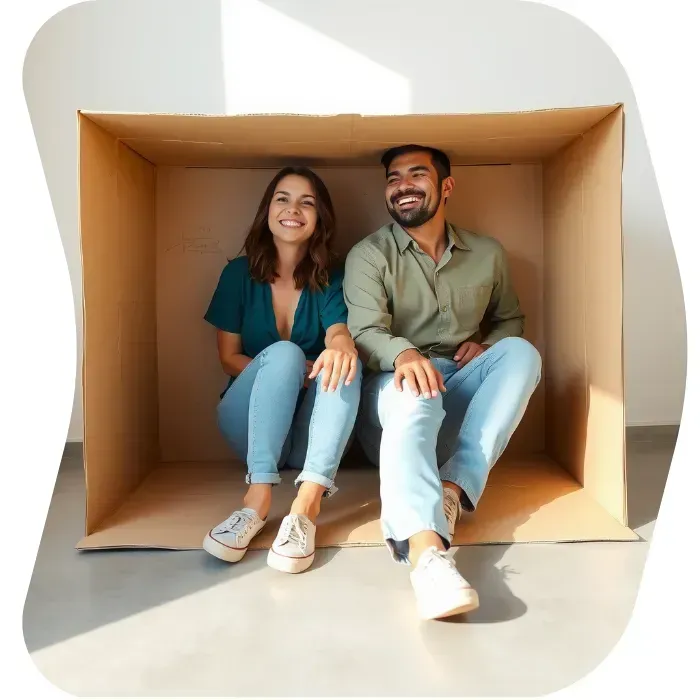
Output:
[385,151,450,228]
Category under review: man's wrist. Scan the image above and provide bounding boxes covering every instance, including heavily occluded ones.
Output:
[394,348,422,368]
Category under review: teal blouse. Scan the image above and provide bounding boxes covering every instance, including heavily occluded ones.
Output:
[205,256,348,376]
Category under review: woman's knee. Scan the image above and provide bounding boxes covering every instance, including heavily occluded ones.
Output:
[261,340,306,369]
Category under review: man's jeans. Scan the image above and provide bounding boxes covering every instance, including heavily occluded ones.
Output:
[356,337,542,562]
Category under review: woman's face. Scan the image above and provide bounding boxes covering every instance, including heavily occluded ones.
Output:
[267,174,318,246]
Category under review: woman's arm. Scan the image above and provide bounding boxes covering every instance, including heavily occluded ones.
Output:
[308,323,359,391]
[217,330,253,377]
[324,322,357,354]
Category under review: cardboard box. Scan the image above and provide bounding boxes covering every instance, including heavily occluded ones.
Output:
[75,104,636,550]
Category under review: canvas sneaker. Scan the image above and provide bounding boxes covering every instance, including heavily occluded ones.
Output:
[410,546,480,620]
[203,508,265,563]
[267,514,316,574]
[443,486,463,538]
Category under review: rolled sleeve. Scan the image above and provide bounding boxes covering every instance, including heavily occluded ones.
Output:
[343,244,417,371]
[204,258,245,333]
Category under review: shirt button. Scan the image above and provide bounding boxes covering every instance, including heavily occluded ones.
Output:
[442,305,448,312]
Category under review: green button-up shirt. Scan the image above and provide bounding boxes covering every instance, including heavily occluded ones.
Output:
[343,222,524,372]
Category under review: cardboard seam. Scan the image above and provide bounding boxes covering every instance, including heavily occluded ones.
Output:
[181,163,521,171]
[121,135,586,146]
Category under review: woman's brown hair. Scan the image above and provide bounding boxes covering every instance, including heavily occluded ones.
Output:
[243,166,336,292]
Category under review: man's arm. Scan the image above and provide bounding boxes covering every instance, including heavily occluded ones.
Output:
[481,245,525,347]
[342,244,417,371]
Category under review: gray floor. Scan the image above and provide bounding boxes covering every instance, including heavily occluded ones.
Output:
[24,428,675,696]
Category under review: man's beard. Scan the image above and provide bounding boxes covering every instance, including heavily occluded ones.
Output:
[387,181,442,228]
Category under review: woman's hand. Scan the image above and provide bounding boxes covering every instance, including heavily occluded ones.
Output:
[308,340,359,392]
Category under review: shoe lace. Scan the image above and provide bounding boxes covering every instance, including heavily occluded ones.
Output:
[216,510,256,537]
[279,515,308,550]
[444,490,460,524]
[425,549,466,585]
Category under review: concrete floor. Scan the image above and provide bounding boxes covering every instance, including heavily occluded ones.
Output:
[24,429,675,696]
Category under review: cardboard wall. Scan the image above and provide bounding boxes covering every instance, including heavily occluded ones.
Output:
[155,164,545,462]
[79,115,159,531]
[543,108,626,522]
[75,106,629,546]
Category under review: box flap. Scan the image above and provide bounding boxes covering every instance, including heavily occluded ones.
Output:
[78,105,621,167]
[76,458,637,550]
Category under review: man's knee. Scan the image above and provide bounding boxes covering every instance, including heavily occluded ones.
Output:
[378,381,445,425]
[493,337,542,379]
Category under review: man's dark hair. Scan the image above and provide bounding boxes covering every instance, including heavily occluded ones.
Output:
[380,144,451,180]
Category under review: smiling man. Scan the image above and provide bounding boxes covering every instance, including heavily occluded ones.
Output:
[342,144,542,620]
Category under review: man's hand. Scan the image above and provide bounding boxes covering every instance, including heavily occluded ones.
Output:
[394,349,446,398]
[453,341,489,369]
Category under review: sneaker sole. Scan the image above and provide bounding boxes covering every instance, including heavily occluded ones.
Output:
[419,589,480,621]
[267,548,315,574]
[202,533,249,563]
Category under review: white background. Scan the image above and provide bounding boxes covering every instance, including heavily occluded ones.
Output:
[23,0,686,441]
[1,0,697,697]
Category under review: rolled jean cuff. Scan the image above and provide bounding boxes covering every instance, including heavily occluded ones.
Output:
[294,470,338,497]
[439,470,479,512]
[246,472,282,486]
[383,521,451,565]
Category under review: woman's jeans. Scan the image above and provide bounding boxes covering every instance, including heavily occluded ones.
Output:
[217,341,363,495]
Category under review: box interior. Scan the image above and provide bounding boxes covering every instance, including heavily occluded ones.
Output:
[76,106,633,550]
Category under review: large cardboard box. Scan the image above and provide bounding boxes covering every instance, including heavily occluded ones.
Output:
[75,105,636,550]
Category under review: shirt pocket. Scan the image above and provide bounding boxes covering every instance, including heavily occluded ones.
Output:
[456,285,492,327]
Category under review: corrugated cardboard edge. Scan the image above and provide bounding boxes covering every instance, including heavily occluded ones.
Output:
[76,537,637,552]
[76,110,89,540]
[619,106,628,526]
[78,104,622,119]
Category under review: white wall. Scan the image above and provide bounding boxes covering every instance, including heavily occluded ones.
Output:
[23,0,685,440]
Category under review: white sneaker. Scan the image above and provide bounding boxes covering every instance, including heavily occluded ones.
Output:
[410,546,480,620]
[443,486,462,538]
[203,508,265,563]
[267,514,316,574]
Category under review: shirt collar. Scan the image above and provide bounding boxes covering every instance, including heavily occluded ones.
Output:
[391,222,471,253]
[448,223,471,251]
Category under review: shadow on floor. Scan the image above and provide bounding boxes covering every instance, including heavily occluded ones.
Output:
[451,544,527,624]
[24,427,675,653]
[625,427,677,536]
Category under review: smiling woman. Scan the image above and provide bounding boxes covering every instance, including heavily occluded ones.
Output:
[202,165,363,575]
[245,167,337,292]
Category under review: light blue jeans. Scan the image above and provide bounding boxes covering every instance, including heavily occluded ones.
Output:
[356,337,542,562]
[217,340,363,495]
